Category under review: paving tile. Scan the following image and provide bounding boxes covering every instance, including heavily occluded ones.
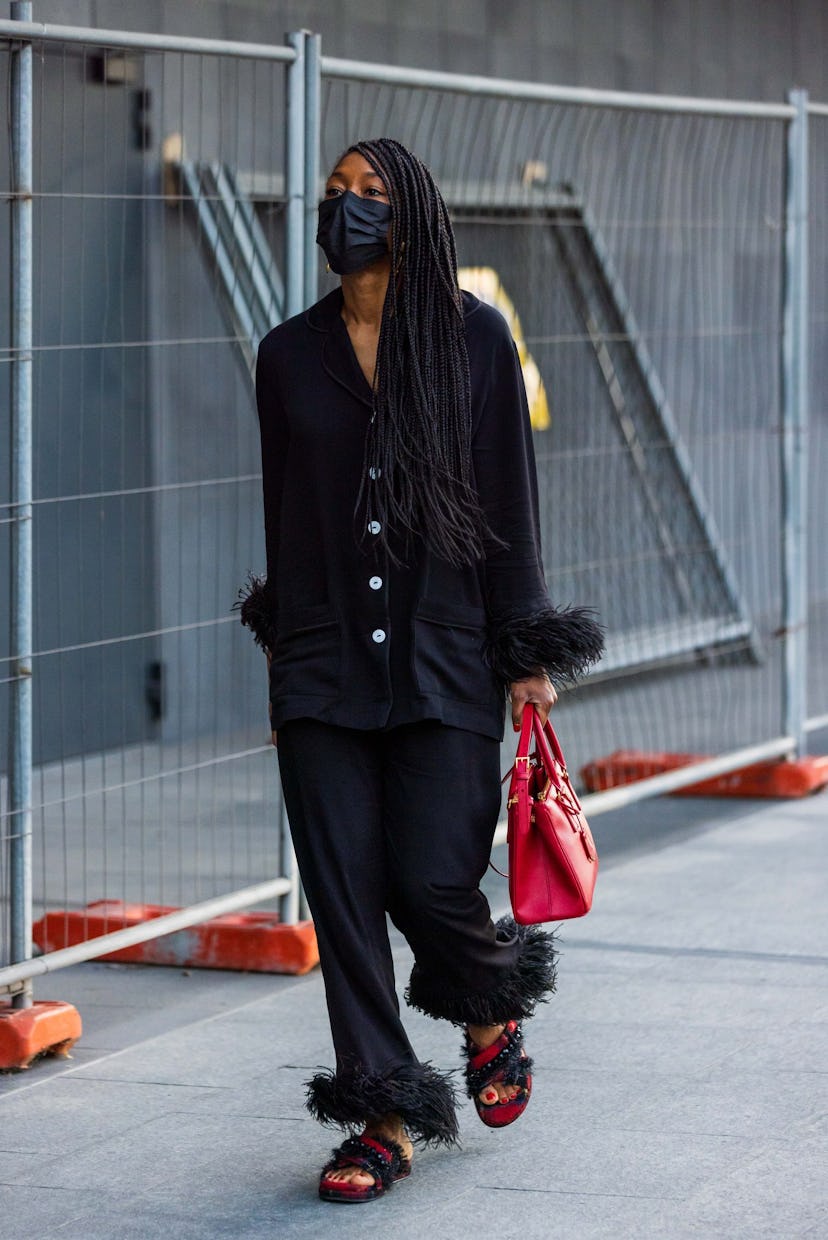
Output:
[65,989,334,1089]
[641,951,828,987]
[703,1020,828,1076]
[0,1045,104,1094]
[556,973,825,1029]
[395,1183,683,1240]
[467,1109,762,1202]
[0,1077,224,1154]
[519,1014,753,1077]
[607,1067,826,1140]
[673,1132,828,1238]
[0,1149,48,1182]
[8,1112,305,1193]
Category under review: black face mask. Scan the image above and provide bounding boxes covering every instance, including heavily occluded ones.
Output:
[316,190,392,275]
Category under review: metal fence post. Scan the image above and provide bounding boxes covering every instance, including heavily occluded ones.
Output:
[303,32,321,309]
[276,800,300,925]
[277,31,308,925]
[284,31,306,318]
[781,88,809,758]
[7,0,34,1008]
[300,33,319,923]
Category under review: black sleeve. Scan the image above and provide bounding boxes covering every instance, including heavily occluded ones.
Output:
[232,337,288,659]
[472,325,604,686]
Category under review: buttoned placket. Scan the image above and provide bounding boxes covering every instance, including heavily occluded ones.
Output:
[366,480,391,698]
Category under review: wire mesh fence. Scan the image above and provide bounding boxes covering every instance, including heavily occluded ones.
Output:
[0,23,824,986]
[1,33,294,973]
[0,37,12,983]
[807,110,828,730]
[319,77,791,772]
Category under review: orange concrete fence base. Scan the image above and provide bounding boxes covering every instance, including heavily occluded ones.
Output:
[581,751,828,799]
[0,1000,82,1071]
[33,900,320,976]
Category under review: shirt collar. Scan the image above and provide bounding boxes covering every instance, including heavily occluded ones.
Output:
[305,284,482,333]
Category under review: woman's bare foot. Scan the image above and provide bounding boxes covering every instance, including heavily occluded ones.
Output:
[467,1023,521,1105]
[322,1112,413,1188]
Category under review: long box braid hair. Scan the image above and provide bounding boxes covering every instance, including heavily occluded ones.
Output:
[347,138,501,568]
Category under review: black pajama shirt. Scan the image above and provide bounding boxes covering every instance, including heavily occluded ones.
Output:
[236,287,591,1146]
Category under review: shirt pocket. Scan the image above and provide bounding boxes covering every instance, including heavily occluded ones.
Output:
[270,604,341,697]
[411,600,496,705]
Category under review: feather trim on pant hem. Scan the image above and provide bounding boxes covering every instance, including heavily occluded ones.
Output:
[405,917,559,1027]
[305,1059,460,1148]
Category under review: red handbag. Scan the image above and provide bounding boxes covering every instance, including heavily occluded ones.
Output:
[505,705,599,924]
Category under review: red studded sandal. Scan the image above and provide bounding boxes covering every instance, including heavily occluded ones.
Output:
[464,1019,533,1128]
[318,1133,412,1204]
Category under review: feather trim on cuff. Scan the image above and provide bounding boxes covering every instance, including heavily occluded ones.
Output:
[305,1059,459,1148]
[485,604,604,686]
[231,571,278,655]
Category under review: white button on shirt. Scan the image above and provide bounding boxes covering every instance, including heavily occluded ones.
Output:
[368,520,381,535]
[369,466,382,479]
[371,628,386,643]
[369,576,383,590]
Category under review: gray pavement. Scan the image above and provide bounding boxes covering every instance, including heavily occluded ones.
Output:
[2,790,827,1239]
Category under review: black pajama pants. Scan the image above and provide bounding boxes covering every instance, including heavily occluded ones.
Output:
[277,718,557,1147]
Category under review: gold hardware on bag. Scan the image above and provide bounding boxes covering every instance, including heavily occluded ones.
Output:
[578,825,598,862]
[535,778,554,803]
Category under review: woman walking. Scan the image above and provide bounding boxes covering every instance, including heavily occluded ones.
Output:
[235,137,602,1202]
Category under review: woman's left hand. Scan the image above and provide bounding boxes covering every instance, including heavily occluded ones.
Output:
[509,673,558,731]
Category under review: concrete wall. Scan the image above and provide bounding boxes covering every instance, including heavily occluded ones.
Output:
[0,40,157,763]
[28,0,828,102]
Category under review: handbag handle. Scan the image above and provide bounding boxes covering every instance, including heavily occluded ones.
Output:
[508,705,567,777]
[527,705,584,812]
[537,710,564,766]
[500,706,534,788]
[516,702,535,761]
[506,706,579,796]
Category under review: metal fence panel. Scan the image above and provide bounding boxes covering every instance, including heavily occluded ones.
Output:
[0,44,9,964]
[807,110,828,731]
[319,78,791,775]
[1,33,294,973]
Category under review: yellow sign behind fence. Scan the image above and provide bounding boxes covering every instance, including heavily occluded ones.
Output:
[458,267,551,431]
